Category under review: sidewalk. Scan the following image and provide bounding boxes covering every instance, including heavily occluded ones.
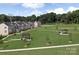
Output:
[0,44,79,52]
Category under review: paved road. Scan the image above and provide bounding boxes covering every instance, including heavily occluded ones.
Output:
[0,44,79,52]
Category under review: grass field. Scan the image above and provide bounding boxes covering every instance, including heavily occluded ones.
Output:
[0,24,79,54]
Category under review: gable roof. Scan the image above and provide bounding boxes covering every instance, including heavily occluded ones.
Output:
[0,23,8,27]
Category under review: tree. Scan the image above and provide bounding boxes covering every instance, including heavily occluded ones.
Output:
[37,12,56,24]
[0,9,79,24]
[60,14,67,24]
[0,14,9,22]
[72,10,79,24]
[0,14,5,23]
[30,15,36,21]
[56,14,62,23]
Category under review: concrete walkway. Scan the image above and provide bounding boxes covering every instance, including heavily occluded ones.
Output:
[2,32,20,40]
[2,29,31,40]
[0,44,79,52]
[2,34,14,40]
[4,39,21,43]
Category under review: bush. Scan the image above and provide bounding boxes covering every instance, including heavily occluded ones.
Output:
[0,35,5,39]
[21,32,31,40]
[0,35,5,44]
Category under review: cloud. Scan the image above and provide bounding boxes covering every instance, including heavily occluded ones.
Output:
[47,6,79,14]
[47,8,66,14]
[21,3,45,9]
[67,6,79,12]
[21,3,45,16]
[18,10,43,16]
[28,10,43,16]
[23,6,79,16]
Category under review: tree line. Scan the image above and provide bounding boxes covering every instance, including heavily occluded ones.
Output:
[0,10,79,24]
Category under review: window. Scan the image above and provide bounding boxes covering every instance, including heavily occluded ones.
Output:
[4,27,7,29]
[4,30,7,33]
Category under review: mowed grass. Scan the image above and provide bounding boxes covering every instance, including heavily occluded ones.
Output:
[29,24,79,47]
[0,46,79,55]
[1,24,79,50]
[5,33,21,41]
[0,40,27,50]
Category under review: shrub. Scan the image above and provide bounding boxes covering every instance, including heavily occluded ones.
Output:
[0,35,5,39]
[0,35,5,44]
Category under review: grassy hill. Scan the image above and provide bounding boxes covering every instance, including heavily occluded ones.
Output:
[0,24,79,54]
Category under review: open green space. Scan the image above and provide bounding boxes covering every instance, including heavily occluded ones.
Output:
[0,24,79,54]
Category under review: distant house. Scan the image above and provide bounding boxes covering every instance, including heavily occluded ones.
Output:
[0,21,41,36]
[0,23,9,36]
[4,22,18,34]
[33,21,38,28]
[33,21,41,28]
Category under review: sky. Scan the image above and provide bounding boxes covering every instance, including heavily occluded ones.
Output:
[0,3,79,16]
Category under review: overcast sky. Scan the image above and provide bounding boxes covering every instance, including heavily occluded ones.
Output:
[0,3,79,16]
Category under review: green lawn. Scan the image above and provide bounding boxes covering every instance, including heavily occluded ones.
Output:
[5,33,21,41]
[1,24,79,54]
[0,40,27,50]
